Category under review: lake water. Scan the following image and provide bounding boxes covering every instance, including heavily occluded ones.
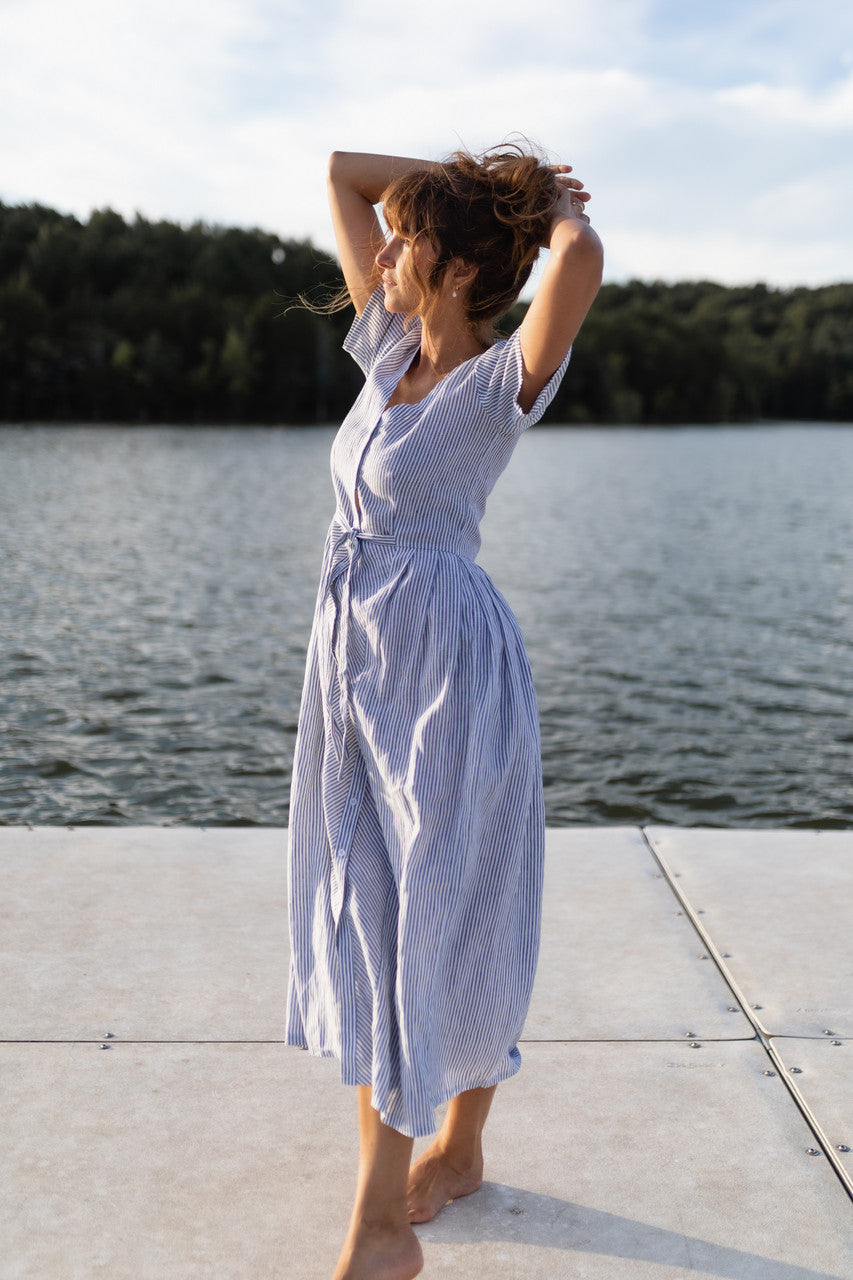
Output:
[1,423,851,828]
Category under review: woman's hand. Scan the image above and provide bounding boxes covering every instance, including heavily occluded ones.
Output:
[547,164,592,237]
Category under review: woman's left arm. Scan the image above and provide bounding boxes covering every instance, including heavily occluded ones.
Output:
[517,173,604,412]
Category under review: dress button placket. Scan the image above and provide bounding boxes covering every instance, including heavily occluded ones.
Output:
[330,757,366,929]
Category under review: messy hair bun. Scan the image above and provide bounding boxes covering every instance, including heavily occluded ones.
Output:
[382,143,561,329]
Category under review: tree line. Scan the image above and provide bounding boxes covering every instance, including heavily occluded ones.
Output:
[1,199,851,425]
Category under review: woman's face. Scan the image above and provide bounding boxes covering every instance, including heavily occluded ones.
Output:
[375,222,438,314]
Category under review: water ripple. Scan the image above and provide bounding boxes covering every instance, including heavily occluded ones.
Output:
[2,423,852,828]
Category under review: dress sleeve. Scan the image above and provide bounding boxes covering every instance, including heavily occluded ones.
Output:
[475,328,572,435]
[342,287,408,376]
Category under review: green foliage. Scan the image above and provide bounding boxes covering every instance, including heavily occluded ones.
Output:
[0,200,359,423]
[544,279,853,424]
[1,200,851,424]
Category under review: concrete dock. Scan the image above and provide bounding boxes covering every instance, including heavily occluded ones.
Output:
[2,825,852,1279]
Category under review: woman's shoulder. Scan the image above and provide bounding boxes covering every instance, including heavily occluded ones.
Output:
[343,287,419,376]
[472,326,571,434]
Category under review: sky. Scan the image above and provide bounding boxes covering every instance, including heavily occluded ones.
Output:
[3,0,853,287]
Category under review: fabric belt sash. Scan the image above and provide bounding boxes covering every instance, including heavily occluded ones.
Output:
[329,518,398,777]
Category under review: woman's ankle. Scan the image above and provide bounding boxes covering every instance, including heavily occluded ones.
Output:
[352,1206,412,1234]
[435,1132,484,1173]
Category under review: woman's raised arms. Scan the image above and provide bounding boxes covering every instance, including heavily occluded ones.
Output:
[327,151,429,315]
[327,151,603,372]
[517,169,603,412]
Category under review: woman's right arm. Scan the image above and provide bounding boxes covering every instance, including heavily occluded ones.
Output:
[327,151,428,315]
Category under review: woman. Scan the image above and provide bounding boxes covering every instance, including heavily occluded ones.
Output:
[286,144,603,1280]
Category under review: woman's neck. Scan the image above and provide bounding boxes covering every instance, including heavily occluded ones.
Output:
[418,316,492,378]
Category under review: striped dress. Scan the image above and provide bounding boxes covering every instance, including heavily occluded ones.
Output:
[285,287,571,1138]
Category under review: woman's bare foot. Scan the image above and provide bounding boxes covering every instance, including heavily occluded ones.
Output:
[331,1218,423,1280]
[406,1141,484,1223]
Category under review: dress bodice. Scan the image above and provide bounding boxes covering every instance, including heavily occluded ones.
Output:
[329,289,571,560]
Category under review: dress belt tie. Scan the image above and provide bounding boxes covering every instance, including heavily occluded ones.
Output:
[329,519,397,777]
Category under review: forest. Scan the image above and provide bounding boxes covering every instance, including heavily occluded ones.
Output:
[1,199,851,425]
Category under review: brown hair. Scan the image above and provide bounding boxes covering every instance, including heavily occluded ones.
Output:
[382,143,561,331]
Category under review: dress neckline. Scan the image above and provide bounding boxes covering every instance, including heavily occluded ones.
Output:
[381,337,495,415]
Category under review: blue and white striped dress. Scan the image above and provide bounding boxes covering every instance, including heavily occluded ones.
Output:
[285,288,570,1138]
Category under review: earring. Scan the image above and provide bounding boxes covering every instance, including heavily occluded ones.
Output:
[452,289,458,298]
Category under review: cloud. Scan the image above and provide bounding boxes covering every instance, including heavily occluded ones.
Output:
[2,0,852,285]
[718,74,853,130]
[2,0,257,211]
